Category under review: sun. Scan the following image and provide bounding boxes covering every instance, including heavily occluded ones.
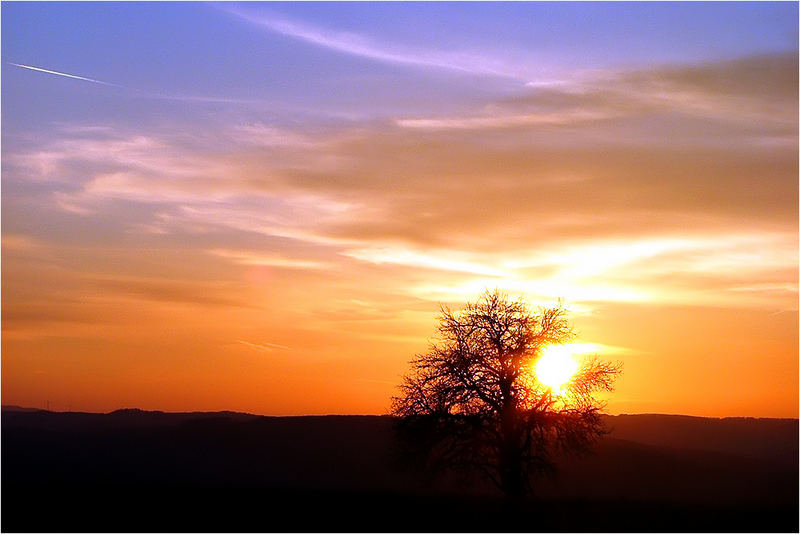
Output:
[535,344,580,393]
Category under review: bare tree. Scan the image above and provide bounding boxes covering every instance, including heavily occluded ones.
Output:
[392,289,621,498]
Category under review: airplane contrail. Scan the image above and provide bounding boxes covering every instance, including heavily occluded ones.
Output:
[8,61,266,105]
[9,62,121,87]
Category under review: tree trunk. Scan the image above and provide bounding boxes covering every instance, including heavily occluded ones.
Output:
[500,443,524,498]
[499,390,524,498]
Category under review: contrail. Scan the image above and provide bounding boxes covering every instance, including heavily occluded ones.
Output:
[8,61,268,106]
[9,62,121,87]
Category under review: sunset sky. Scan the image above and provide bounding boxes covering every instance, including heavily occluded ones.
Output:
[2,2,797,417]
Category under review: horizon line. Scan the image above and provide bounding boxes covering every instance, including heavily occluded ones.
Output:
[2,405,796,420]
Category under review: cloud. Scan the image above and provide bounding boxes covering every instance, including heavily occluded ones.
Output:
[237,340,290,351]
[208,248,327,270]
[1,259,257,341]
[2,301,116,326]
[2,234,43,251]
[396,52,798,133]
[12,54,794,245]
[87,275,250,308]
[729,283,798,293]
[403,232,798,309]
[232,123,319,148]
[396,109,617,130]
[223,7,525,80]
[341,247,508,277]
[546,342,641,357]
[3,53,796,313]
[6,129,354,237]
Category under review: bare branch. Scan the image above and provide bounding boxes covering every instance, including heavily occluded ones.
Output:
[392,289,621,498]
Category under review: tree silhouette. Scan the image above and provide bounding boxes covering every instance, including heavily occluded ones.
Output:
[392,290,621,498]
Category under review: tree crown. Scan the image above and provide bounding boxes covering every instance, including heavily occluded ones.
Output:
[392,289,621,496]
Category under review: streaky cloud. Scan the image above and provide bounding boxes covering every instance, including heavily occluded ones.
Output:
[9,62,121,87]
[396,109,617,130]
[341,246,508,277]
[396,52,798,132]
[237,340,290,352]
[208,248,327,270]
[222,7,526,81]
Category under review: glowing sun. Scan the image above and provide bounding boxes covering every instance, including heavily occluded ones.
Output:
[535,344,580,393]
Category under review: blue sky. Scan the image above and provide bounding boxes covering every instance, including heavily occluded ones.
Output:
[3,2,797,133]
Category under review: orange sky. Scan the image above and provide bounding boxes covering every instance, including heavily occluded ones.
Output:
[2,5,798,418]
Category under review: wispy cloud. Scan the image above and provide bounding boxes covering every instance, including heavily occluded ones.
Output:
[546,342,641,357]
[9,62,121,87]
[341,247,508,277]
[208,249,326,270]
[4,54,795,315]
[395,53,798,132]
[224,7,525,81]
[237,340,290,351]
[87,274,249,308]
[396,109,616,130]
[411,231,797,310]
[1,234,43,252]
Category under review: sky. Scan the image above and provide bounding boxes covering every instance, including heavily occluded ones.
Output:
[2,2,797,417]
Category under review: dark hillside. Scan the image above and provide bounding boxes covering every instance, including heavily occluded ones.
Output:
[604,413,797,466]
[2,408,796,532]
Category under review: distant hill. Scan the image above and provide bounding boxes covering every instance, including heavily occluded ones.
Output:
[604,413,797,466]
[2,407,796,532]
[1,404,46,412]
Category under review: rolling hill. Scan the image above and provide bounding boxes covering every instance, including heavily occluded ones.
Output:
[2,407,796,532]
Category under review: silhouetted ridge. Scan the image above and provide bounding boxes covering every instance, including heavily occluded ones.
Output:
[1,405,46,412]
[2,409,796,532]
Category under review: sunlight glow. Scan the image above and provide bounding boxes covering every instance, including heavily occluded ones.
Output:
[535,344,581,393]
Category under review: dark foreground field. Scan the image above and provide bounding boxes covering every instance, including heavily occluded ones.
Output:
[2,407,797,532]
